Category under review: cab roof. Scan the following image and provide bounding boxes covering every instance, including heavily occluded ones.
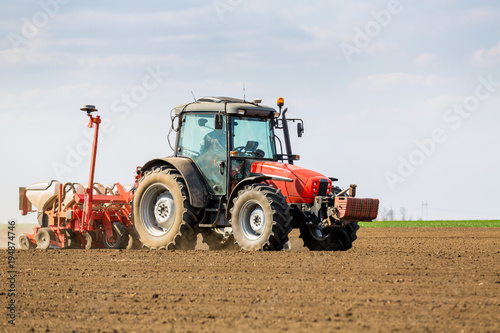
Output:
[174,96,276,117]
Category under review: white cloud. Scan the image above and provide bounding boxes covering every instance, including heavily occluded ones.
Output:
[414,52,439,67]
[351,73,457,92]
[0,41,195,70]
[59,8,212,32]
[457,6,500,25]
[346,107,398,122]
[0,39,51,66]
[471,42,500,68]
[1,1,500,222]
[363,40,405,60]
[411,95,462,121]
[0,84,112,113]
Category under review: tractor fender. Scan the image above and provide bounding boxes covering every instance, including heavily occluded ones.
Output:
[140,157,209,209]
[225,176,271,221]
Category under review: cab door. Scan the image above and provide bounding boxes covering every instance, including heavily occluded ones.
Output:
[177,113,227,195]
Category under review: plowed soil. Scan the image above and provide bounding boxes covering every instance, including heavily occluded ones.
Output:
[2,228,499,333]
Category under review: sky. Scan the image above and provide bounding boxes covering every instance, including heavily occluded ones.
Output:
[1,0,499,224]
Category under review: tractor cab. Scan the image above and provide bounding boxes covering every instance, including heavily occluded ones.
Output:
[173,97,286,197]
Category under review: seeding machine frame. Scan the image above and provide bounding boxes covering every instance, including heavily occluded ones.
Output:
[19,106,137,250]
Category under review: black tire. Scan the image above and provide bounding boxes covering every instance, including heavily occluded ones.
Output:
[35,228,55,250]
[201,228,240,250]
[230,183,292,251]
[37,212,49,227]
[132,166,199,250]
[126,229,143,250]
[300,221,359,251]
[63,229,79,249]
[19,234,35,249]
[103,222,129,249]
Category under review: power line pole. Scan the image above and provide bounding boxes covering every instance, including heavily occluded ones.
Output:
[422,201,428,220]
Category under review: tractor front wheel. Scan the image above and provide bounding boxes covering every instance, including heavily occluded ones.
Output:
[230,184,291,251]
[300,221,359,251]
[132,166,199,250]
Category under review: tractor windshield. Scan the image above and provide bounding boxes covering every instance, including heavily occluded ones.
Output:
[230,116,275,159]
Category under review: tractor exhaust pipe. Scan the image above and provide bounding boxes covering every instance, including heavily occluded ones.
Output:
[277,98,294,165]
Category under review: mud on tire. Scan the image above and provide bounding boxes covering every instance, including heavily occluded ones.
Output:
[132,166,199,250]
[230,183,292,251]
[19,234,35,249]
[201,228,239,250]
[35,228,55,250]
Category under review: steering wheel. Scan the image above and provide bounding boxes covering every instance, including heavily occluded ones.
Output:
[233,146,265,157]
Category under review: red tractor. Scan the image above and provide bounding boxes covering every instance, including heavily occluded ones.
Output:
[132,97,378,251]
[19,97,377,251]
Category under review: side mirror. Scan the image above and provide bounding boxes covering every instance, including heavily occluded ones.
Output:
[297,122,304,137]
[215,114,223,130]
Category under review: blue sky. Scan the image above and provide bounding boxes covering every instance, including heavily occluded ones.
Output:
[1,0,499,223]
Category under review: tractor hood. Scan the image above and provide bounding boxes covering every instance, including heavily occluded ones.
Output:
[251,162,333,204]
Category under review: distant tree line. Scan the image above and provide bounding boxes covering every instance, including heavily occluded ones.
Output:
[379,207,413,221]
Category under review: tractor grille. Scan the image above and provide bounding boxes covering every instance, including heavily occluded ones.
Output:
[318,179,329,196]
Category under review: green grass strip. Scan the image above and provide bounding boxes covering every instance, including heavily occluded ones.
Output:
[359,220,500,228]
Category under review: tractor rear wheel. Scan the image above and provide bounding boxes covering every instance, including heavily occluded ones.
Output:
[132,166,199,250]
[103,222,129,249]
[230,183,292,251]
[35,228,54,249]
[300,221,359,251]
[19,234,35,249]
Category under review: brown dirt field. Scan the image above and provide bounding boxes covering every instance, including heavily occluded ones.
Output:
[1,227,499,333]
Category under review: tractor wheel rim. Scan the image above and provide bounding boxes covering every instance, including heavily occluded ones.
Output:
[309,225,330,241]
[240,200,265,240]
[141,184,175,236]
[154,193,175,227]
